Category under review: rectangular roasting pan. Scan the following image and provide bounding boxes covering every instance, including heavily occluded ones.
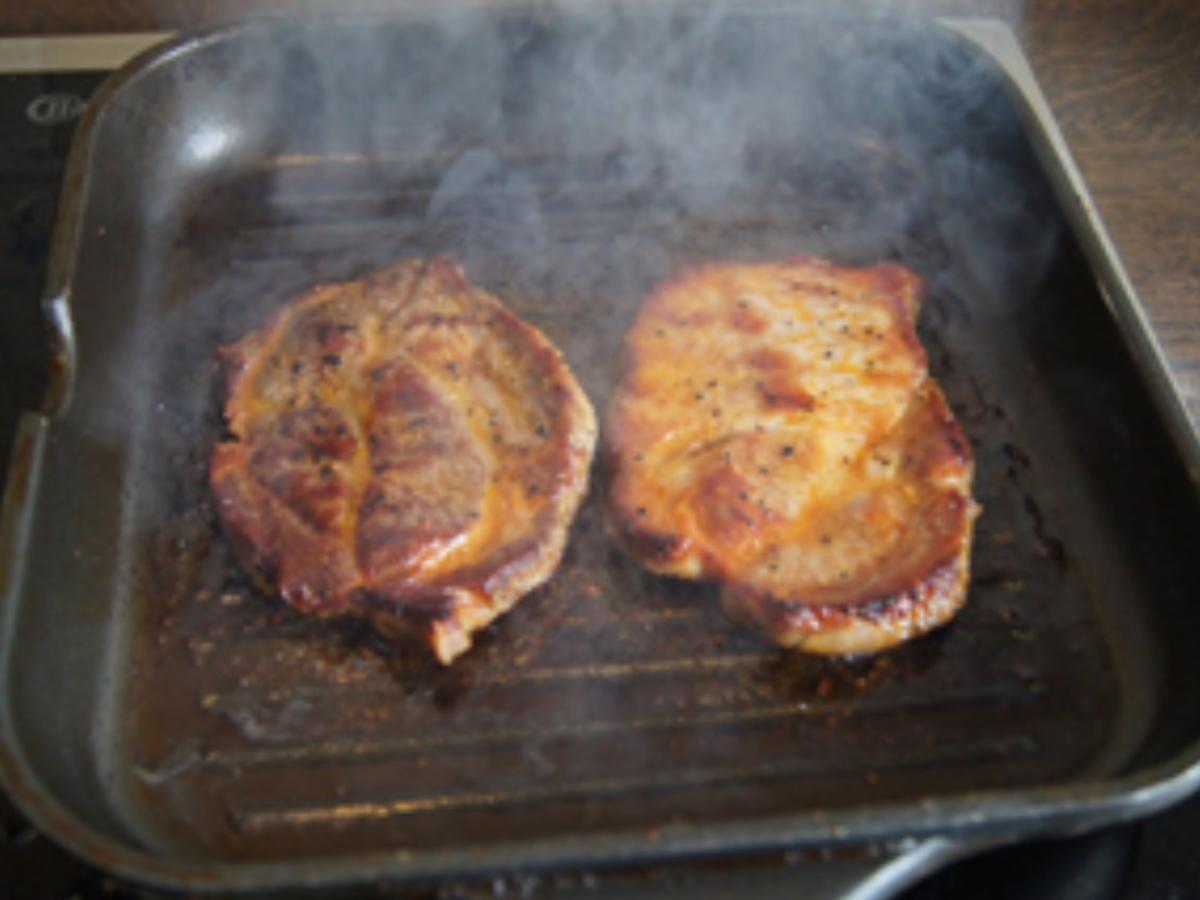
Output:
[4,5,1200,896]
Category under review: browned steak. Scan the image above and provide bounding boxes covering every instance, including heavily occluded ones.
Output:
[605,255,977,654]
[211,258,596,663]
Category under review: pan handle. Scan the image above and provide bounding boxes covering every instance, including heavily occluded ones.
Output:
[764,838,972,900]
[40,290,76,418]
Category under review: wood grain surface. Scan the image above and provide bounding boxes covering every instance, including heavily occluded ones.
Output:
[5,0,1198,424]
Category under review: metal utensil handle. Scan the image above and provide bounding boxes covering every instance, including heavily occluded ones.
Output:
[797,839,967,900]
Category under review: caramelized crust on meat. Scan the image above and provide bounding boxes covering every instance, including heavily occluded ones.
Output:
[210,258,596,663]
[606,255,977,655]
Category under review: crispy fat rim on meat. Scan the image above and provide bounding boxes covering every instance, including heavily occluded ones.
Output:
[210,258,597,664]
[605,255,978,655]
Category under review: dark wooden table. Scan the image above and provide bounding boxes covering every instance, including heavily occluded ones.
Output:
[4,0,1196,424]
[1020,0,1200,427]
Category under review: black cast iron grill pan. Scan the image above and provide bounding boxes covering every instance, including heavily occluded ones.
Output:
[3,7,1200,896]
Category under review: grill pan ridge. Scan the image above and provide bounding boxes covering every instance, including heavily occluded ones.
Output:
[3,8,1200,895]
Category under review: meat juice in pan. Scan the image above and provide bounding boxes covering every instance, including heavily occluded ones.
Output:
[122,183,1118,858]
[113,14,1125,858]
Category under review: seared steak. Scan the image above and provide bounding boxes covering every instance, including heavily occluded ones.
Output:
[211,258,597,663]
[605,256,977,654]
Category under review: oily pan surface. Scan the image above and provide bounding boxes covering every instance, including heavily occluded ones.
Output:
[120,180,1121,860]
[106,15,1130,862]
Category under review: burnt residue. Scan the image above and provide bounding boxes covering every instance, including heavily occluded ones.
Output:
[110,10,1138,864]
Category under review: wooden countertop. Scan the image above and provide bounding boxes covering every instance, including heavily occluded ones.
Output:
[1022,0,1200,430]
[4,0,1198,426]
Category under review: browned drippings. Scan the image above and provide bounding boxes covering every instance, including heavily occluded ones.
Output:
[120,143,1120,861]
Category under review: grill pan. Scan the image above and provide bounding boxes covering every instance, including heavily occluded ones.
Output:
[3,6,1200,896]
